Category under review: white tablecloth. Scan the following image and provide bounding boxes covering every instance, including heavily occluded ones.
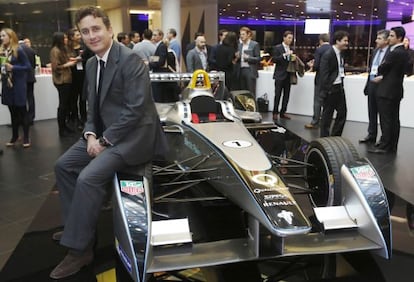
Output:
[0,74,59,125]
[256,70,414,128]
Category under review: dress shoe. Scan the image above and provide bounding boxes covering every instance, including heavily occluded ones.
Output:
[50,249,94,279]
[359,136,376,143]
[5,141,16,147]
[272,113,278,120]
[368,148,391,154]
[304,123,318,129]
[374,142,382,147]
[280,114,291,119]
[52,230,63,241]
[0,148,3,155]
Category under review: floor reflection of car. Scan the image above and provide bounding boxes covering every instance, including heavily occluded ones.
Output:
[113,70,391,282]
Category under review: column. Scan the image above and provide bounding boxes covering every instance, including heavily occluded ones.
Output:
[161,0,181,42]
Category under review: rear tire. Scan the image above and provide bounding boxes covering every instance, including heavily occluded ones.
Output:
[305,137,359,207]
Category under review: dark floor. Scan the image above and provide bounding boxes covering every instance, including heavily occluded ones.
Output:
[0,115,414,281]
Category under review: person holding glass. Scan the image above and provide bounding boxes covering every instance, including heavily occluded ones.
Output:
[0,28,32,147]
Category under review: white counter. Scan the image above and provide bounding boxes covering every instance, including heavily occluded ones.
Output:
[256,70,414,128]
[0,74,59,125]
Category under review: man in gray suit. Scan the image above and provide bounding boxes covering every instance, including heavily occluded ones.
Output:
[133,29,155,64]
[237,26,261,97]
[186,34,208,72]
[50,6,166,279]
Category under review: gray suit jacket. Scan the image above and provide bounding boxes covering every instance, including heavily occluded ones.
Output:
[186,47,207,72]
[84,41,167,165]
[237,40,261,78]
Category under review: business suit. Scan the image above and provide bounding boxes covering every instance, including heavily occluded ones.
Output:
[319,46,347,137]
[363,47,389,140]
[55,42,167,251]
[237,40,260,96]
[376,44,409,152]
[309,43,331,126]
[272,43,291,115]
[186,47,208,72]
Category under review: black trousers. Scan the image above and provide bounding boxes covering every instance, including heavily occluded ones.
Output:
[8,105,30,142]
[273,76,291,115]
[26,82,35,123]
[366,81,379,138]
[311,83,323,125]
[55,83,72,131]
[320,84,347,137]
[377,97,400,151]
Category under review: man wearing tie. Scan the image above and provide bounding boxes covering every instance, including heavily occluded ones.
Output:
[359,29,389,144]
[369,26,410,154]
[50,6,166,279]
[272,30,295,120]
[318,30,349,137]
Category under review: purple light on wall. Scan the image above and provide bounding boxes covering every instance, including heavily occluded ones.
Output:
[137,14,149,21]
[219,17,381,26]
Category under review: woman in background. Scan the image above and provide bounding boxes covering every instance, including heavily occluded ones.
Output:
[0,28,31,147]
[216,31,239,91]
[50,31,76,137]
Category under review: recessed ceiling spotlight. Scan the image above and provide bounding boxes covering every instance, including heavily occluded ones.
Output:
[272,1,275,4]
[227,3,231,7]
[340,2,344,5]
[255,6,259,10]
[280,9,283,12]
[358,5,362,9]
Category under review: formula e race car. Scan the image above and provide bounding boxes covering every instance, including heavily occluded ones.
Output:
[112,70,391,282]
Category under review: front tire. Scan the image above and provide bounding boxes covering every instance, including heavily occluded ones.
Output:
[305,137,359,207]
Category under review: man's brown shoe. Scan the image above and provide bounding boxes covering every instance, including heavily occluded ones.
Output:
[49,249,94,279]
[52,230,63,241]
[280,114,291,119]
[272,113,278,120]
[304,123,318,129]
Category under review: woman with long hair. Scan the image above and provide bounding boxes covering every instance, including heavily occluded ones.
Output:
[50,31,76,136]
[67,28,88,129]
[0,28,32,147]
[216,31,239,90]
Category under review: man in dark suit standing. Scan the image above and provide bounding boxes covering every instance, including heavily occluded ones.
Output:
[237,26,261,97]
[272,30,295,120]
[319,30,349,137]
[305,33,330,129]
[369,26,409,154]
[149,29,169,102]
[359,29,389,144]
[50,6,166,279]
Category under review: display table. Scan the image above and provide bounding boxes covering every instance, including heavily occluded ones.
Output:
[256,70,414,128]
[0,74,59,125]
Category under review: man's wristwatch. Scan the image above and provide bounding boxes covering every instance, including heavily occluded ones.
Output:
[98,137,110,147]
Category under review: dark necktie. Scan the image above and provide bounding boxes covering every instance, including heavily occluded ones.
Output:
[95,59,105,137]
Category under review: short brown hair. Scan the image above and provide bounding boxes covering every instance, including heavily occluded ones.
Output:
[283,30,293,38]
[75,6,111,29]
[240,26,251,35]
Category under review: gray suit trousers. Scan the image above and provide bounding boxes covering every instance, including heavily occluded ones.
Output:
[55,138,127,251]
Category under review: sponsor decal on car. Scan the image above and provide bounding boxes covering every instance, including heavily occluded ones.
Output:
[223,140,252,148]
[120,180,144,196]
[115,238,132,274]
[277,210,294,224]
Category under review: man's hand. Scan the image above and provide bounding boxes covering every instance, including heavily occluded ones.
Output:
[372,75,383,83]
[87,135,105,157]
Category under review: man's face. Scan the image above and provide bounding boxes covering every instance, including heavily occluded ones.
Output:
[152,31,163,43]
[196,36,206,49]
[240,30,249,42]
[122,35,130,45]
[336,36,349,51]
[132,33,140,43]
[78,15,113,58]
[376,34,388,49]
[283,34,293,46]
[388,31,400,46]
